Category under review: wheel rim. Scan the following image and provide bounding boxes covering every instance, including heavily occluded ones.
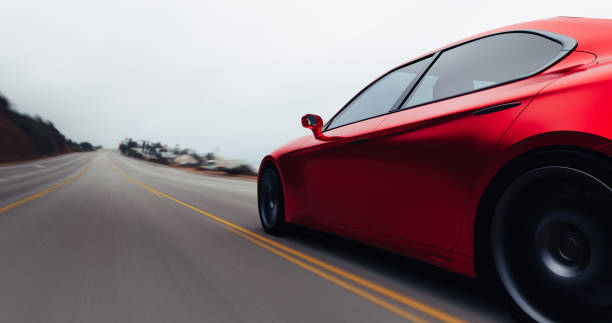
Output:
[536,217,590,279]
[259,168,281,228]
[492,166,612,322]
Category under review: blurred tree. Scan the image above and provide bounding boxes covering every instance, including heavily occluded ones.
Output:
[80,142,93,151]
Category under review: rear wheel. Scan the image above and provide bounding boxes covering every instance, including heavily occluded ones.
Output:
[258,167,291,235]
[489,151,612,322]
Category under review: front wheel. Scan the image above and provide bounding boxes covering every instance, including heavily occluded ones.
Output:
[258,167,291,235]
[491,156,612,322]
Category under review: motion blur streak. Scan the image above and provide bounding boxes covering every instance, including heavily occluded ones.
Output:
[0,157,94,215]
[107,157,466,323]
[224,226,427,323]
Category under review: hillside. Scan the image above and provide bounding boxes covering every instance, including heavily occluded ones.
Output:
[0,95,73,163]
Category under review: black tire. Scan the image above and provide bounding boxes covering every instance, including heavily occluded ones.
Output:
[258,167,291,236]
[482,149,612,323]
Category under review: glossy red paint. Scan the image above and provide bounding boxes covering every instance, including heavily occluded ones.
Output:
[258,17,612,278]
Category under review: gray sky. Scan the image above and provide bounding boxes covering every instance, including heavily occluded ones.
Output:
[0,0,610,166]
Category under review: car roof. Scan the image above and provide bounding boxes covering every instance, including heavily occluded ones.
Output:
[483,17,612,56]
[410,17,612,64]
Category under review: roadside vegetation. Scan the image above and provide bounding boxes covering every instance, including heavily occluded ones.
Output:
[119,138,256,177]
[0,93,99,163]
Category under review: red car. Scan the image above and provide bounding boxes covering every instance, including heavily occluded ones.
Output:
[257,17,612,323]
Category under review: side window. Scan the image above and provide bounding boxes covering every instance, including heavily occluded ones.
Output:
[403,33,564,108]
[327,56,433,130]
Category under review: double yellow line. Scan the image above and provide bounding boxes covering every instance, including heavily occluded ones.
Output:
[109,158,466,323]
[2,154,465,322]
[0,157,95,215]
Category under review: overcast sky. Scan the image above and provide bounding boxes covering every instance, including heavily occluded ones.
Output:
[0,0,610,166]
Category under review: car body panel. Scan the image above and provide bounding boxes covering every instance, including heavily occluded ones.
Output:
[277,115,389,225]
[259,17,612,277]
[357,76,552,250]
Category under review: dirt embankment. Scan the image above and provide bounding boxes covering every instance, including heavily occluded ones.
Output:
[0,95,72,163]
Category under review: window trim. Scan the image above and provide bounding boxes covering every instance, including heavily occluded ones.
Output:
[390,51,441,111]
[323,54,435,131]
[396,29,577,111]
[323,29,577,132]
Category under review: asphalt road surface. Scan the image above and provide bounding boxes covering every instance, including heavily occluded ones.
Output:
[0,151,514,323]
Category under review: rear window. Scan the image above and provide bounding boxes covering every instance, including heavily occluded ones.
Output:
[403,32,564,108]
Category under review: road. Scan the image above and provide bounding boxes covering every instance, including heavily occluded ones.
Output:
[0,151,513,323]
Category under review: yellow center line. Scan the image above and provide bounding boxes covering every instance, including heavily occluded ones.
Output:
[223,224,429,323]
[0,156,95,215]
[108,157,466,323]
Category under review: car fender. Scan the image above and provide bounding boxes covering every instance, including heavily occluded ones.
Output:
[454,61,612,256]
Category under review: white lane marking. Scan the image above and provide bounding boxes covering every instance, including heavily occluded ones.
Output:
[33,165,46,168]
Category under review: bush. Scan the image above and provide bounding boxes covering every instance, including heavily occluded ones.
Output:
[80,142,93,151]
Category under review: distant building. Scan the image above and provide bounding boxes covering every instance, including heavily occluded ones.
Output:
[174,154,198,166]
[204,152,216,169]
[216,157,241,169]
[161,151,176,160]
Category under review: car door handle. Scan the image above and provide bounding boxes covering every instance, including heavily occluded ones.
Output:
[350,138,371,144]
[473,102,521,116]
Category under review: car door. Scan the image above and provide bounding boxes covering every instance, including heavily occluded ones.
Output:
[346,31,576,250]
[292,56,435,228]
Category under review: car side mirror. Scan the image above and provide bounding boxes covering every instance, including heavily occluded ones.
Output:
[301,114,339,141]
[301,114,323,130]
